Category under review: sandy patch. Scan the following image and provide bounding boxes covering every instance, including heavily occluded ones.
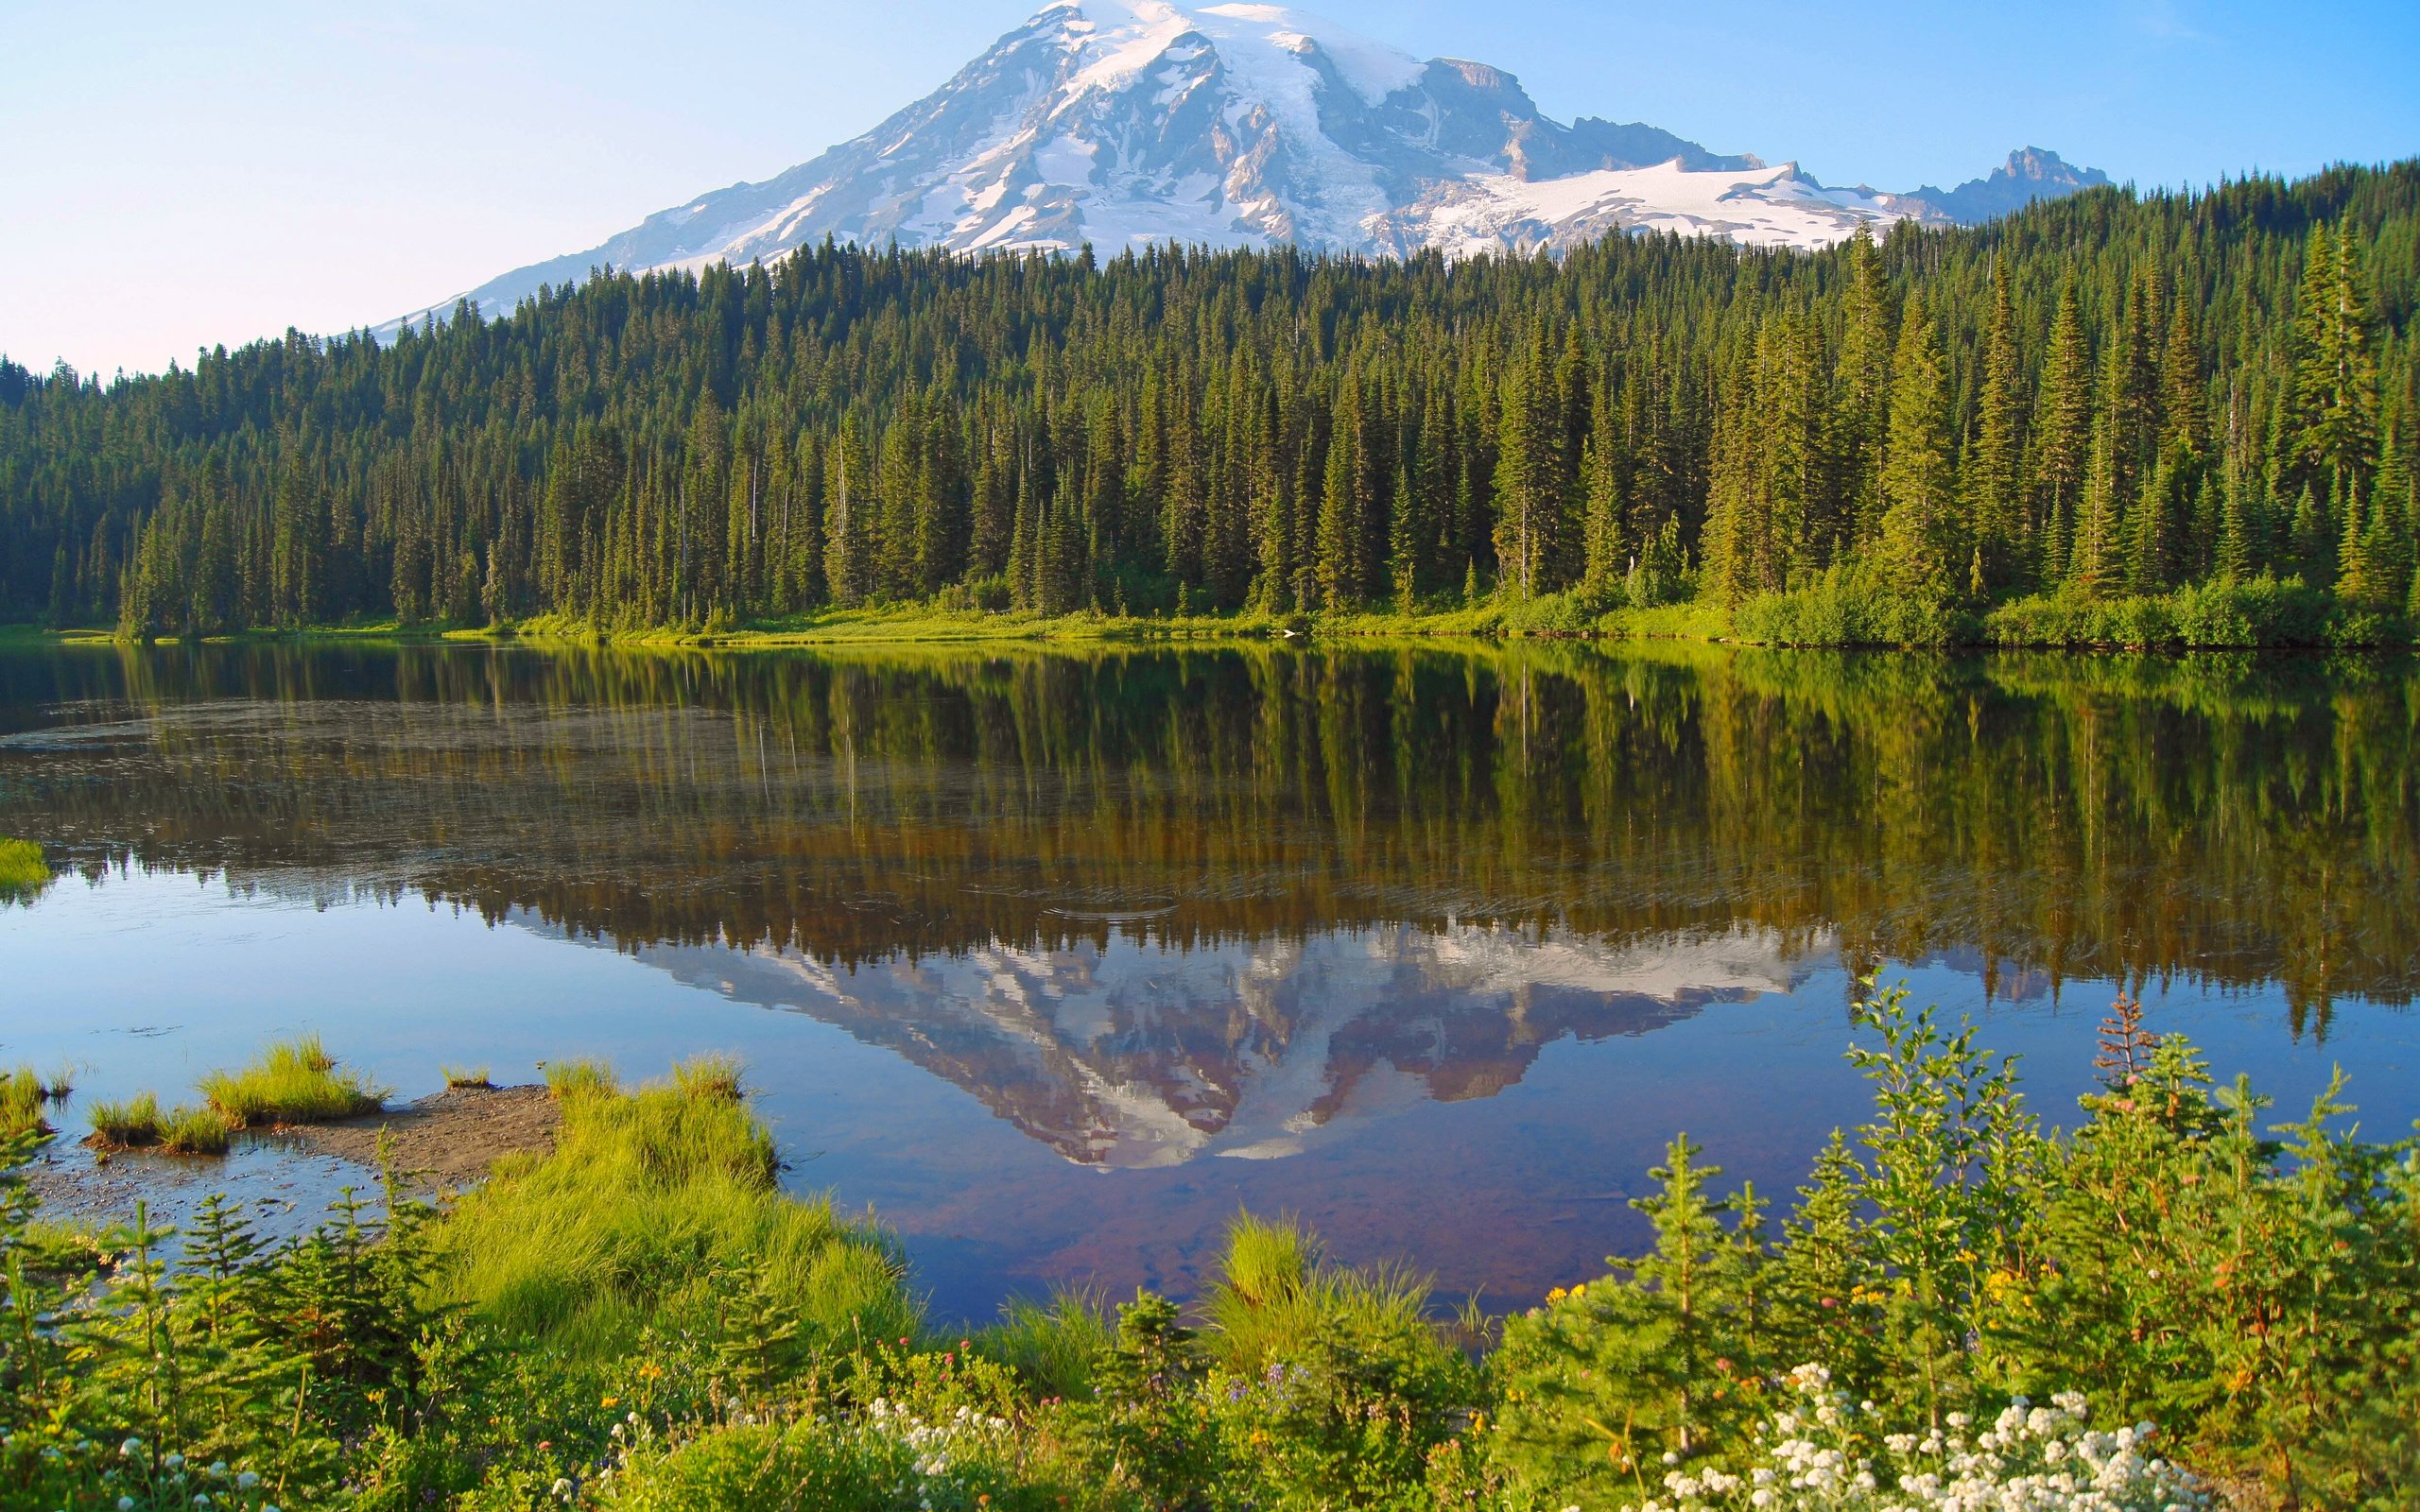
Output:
[277,1082,560,1190]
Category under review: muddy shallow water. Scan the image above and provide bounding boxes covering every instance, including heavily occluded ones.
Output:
[3,640,2415,1322]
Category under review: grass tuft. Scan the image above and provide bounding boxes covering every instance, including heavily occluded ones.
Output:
[434,1065,914,1357]
[2,1066,55,1140]
[198,1034,383,1127]
[441,1063,493,1090]
[158,1104,233,1155]
[671,1053,744,1101]
[543,1058,620,1103]
[978,1288,1114,1401]
[87,1091,164,1147]
[1203,1211,1437,1375]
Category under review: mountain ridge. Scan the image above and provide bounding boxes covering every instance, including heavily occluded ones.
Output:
[397,0,2110,329]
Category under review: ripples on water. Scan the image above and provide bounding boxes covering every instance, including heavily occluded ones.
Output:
[1,641,2414,1318]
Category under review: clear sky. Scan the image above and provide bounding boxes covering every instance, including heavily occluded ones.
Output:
[6,0,2414,379]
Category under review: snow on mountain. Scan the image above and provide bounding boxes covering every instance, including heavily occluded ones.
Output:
[397,0,2105,327]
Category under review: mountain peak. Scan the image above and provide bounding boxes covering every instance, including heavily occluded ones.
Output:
[1911,146,2114,222]
[396,5,2109,329]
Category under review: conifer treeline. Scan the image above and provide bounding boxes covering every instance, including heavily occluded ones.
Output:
[2,163,2414,635]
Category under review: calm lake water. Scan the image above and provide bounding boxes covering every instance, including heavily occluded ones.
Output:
[2,640,2416,1322]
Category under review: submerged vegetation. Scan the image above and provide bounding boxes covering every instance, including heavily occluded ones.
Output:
[4,994,2414,1509]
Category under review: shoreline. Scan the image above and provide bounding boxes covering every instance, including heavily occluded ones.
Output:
[19,603,2420,656]
[26,1083,561,1232]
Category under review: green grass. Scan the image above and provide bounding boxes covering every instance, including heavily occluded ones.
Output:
[1,1066,52,1140]
[670,1052,744,1101]
[88,1091,233,1154]
[1202,1211,1437,1375]
[441,1063,493,1090]
[978,1289,1115,1402]
[197,1034,383,1127]
[433,1057,916,1356]
[543,1057,621,1103]
[158,1104,232,1155]
[0,838,49,902]
[85,1091,163,1147]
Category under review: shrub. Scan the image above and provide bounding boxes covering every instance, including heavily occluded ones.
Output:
[441,1063,493,1090]
[598,1403,1056,1512]
[1732,562,1974,646]
[1614,1365,2209,1511]
[1985,575,2342,648]
[198,1034,383,1125]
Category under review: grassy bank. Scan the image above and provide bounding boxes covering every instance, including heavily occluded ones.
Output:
[36,574,2420,654]
[6,992,2416,1509]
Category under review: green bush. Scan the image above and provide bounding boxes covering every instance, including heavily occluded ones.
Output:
[1985,575,2343,648]
[1731,561,1975,647]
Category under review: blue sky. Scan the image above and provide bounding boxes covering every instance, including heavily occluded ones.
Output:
[6,0,2414,378]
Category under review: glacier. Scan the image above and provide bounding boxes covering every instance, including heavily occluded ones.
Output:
[392,0,2107,330]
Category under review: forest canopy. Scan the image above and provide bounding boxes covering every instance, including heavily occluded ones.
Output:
[2,162,2414,641]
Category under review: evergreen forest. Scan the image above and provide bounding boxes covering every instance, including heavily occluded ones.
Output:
[3,163,2416,643]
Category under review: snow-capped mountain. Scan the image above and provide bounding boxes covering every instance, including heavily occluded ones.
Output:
[412,0,2109,324]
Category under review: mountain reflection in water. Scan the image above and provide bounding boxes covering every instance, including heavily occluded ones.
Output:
[640,922,1814,1167]
[2,639,2415,1312]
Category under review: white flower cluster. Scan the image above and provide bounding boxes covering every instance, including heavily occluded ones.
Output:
[863,1398,1017,1511]
[1621,1366,2207,1512]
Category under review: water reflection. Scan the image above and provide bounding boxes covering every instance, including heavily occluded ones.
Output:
[643,923,1813,1166]
[3,639,2415,1311]
[4,641,2411,1028]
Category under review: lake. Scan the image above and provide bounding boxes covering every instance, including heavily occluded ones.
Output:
[1,639,2414,1323]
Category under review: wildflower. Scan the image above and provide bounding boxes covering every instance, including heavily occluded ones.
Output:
[600,1396,618,1409]
[164,1455,186,1471]
[550,1479,573,1500]
[120,1439,143,1459]
[119,1501,135,1512]
[236,1472,260,1489]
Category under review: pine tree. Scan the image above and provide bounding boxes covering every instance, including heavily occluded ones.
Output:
[2030,283,2096,586]
[1971,259,2027,589]
[2289,224,2381,508]
[1579,378,1627,596]
[1876,298,1960,601]
[1835,225,1894,547]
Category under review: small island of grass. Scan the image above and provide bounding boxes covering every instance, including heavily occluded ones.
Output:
[196,1032,385,1128]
